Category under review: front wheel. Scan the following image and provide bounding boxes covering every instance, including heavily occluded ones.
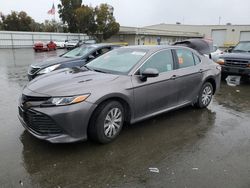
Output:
[195,82,213,108]
[88,101,124,144]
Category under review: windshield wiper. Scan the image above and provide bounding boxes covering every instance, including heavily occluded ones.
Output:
[232,49,247,53]
[82,65,93,71]
[82,65,109,73]
[92,69,108,73]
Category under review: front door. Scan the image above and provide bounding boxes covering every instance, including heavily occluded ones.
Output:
[131,49,179,120]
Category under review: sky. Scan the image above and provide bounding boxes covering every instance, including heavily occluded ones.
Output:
[0,0,250,27]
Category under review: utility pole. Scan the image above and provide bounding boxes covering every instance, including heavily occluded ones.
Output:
[219,16,221,25]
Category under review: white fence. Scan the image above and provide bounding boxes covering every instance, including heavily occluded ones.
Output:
[0,31,90,48]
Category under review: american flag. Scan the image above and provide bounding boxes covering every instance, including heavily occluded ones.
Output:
[47,3,55,15]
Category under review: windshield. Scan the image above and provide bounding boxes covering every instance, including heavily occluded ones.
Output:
[233,42,250,52]
[86,48,148,74]
[62,46,94,58]
[68,40,78,42]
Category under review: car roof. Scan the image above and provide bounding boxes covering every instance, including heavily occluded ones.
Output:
[81,43,122,48]
[122,45,171,51]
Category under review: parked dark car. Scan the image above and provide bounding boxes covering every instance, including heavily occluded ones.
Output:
[18,44,221,144]
[28,43,121,80]
[216,41,250,77]
[33,41,57,52]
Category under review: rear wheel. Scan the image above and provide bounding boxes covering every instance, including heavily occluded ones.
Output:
[196,82,213,108]
[88,101,124,144]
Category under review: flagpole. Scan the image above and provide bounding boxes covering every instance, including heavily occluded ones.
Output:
[53,0,55,21]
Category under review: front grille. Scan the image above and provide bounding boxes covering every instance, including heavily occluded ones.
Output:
[28,66,40,75]
[22,94,50,103]
[21,108,63,135]
[225,59,249,68]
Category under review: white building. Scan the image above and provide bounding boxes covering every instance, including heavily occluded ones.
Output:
[106,24,250,47]
[105,26,203,45]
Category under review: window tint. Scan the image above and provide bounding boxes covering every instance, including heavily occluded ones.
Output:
[176,49,195,68]
[140,50,174,74]
[193,54,201,64]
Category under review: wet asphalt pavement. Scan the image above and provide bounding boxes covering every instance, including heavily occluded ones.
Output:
[0,49,249,188]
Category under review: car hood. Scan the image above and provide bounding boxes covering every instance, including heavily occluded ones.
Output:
[32,56,81,68]
[220,52,250,60]
[55,41,65,44]
[24,67,119,96]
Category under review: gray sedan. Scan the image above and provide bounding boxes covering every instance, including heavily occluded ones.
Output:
[18,45,221,144]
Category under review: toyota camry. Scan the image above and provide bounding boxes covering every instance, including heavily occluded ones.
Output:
[18,44,221,144]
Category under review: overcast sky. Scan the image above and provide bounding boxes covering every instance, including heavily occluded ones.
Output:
[0,0,249,26]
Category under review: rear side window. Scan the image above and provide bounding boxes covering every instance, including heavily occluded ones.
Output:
[140,50,174,74]
[193,54,201,64]
[99,47,111,54]
[176,49,195,68]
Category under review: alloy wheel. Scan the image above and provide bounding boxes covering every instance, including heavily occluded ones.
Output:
[104,108,122,138]
[201,85,212,106]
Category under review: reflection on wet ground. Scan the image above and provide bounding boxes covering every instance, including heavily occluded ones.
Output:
[0,49,249,188]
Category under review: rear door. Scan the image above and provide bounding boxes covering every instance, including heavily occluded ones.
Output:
[173,48,203,105]
[131,49,179,119]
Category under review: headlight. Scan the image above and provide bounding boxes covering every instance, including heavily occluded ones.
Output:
[216,59,225,65]
[37,64,61,74]
[41,94,90,107]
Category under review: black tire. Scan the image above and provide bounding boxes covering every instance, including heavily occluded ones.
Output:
[195,82,213,108]
[88,101,124,144]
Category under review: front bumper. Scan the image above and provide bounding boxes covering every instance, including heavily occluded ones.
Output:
[33,46,47,51]
[221,65,250,76]
[18,101,97,143]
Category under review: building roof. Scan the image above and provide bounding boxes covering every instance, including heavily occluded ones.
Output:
[119,26,203,38]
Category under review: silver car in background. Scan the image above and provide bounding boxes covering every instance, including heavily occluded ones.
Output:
[18,44,221,144]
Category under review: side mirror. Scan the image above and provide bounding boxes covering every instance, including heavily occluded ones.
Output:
[87,55,95,61]
[209,54,212,59]
[140,68,159,81]
[227,46,235,53]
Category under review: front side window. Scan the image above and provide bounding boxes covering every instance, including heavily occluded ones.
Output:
[140,50,174,74]
[62,46,94,58]
[212,46,218,52]
[176,49,195,68]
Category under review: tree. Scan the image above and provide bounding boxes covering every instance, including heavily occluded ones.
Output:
[94,4,120,42]
[30,21,44,32]
[75,5,96,35]
[58,0,82,33]
[43,20,58,32]
[58,1,120,40]
[1,11,34,31]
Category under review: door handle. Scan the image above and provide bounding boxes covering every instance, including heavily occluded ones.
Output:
[171,75,177,80]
